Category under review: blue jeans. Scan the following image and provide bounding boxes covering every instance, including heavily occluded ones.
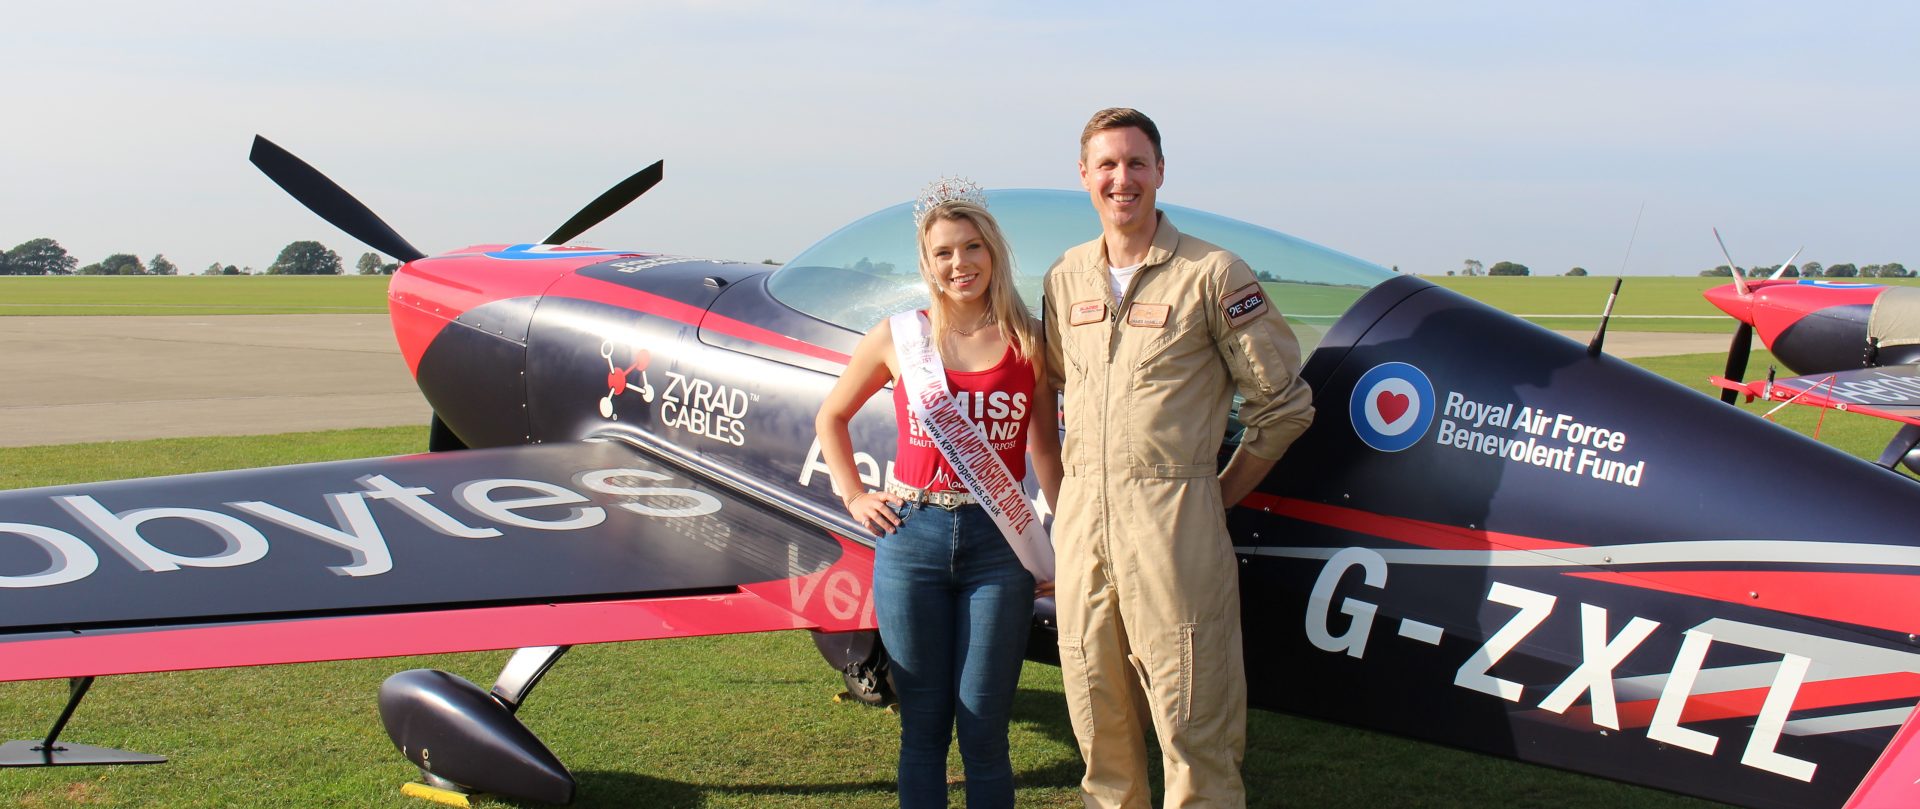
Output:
[873,501,1036,809]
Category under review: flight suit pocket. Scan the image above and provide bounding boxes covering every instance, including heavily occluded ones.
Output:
[1124,311,1216,469]
[1060,634,1095,732]
[1057,326,1088,372]
[1131,310,1206,377]
[1220,327,1281,399]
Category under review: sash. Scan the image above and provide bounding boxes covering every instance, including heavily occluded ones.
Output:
[890,311,1054,582]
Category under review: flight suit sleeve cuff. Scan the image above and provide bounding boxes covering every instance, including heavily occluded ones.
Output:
[1240,423,1304,461]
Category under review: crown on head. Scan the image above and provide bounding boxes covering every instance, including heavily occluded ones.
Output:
[912,176,988,227]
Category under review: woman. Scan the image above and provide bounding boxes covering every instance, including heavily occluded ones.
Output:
[813,183,1061,808]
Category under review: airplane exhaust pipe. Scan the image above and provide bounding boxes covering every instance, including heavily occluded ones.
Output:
[379,669,575,805]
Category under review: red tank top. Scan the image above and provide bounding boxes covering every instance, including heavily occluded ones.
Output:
[891,342,1035,493]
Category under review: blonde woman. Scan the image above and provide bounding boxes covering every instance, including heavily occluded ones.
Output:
[814,182,1061,808]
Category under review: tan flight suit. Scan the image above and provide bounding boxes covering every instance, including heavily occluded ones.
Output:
[1043,213,1314,809]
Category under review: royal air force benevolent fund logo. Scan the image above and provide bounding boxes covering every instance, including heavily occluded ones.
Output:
[1349,362,1436,452]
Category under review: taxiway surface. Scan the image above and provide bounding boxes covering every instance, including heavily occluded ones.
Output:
[0,315,425,447]
[0,316,1731,447]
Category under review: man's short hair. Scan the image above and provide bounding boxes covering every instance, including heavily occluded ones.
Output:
[1080,108,1163,163]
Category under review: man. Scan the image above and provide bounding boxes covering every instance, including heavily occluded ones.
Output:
[1042,108,1314,808]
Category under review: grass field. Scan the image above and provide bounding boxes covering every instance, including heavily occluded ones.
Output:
[1424,275,1920,333]
[0,275,389,315]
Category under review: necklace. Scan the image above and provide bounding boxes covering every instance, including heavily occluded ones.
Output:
[950,312,995,336]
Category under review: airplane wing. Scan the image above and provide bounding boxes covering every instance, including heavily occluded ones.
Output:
[1712,366,1920,427]
[0,439,874,683]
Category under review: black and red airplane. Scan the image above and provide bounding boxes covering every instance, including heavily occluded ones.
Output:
[1702,241,1920,471]
[4,137,1920,808]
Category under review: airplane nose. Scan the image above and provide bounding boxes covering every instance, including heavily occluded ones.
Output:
[1702,283,1753,324]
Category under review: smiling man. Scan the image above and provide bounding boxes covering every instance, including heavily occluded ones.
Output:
[1042,108,1315,808]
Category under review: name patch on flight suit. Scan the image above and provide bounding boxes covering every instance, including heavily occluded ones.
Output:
[1221,283,1268,329]
[1070,300,1107,326]
[1126,303,1171,328]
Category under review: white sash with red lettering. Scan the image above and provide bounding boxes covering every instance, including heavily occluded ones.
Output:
[891,311,1054,582]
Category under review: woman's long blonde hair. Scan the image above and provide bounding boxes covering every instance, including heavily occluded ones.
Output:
[915,200,1036,363]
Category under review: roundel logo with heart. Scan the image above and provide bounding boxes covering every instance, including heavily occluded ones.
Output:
[1349,362,1436,452]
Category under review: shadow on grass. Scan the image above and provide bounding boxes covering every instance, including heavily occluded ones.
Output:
[564,770,891,808]
[519,686,1085,808]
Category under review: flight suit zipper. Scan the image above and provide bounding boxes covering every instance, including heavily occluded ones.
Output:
[1100,258,1158,586]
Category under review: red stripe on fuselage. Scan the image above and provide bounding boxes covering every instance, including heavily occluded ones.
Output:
[388,248,625,375]
[389,252,851,378]
[1560,671,1920,730]
[1240,494,1583,553]
[1566,570,1920,636]
[1247,495,1920,634]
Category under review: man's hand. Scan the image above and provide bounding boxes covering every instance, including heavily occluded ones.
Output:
[1218,448,1280,511]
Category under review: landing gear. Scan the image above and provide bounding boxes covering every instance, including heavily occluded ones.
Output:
[384,646,576,805]
[1875,423,1920,474]
[0,677,164,768]
[812,630,895,707]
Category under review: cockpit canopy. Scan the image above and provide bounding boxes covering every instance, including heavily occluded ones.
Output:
[766,189,1395,357]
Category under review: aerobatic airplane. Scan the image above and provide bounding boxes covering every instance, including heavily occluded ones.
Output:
[1702,238,1920,473]
[3,137,1920,808]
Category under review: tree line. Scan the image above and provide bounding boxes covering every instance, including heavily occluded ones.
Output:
[1449,260,1541,276]
[1446,258,1911,278]
[0,238,398,276]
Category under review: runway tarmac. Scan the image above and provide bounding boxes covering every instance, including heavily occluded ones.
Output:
[0,315,426,448]
[0,316,1733,447]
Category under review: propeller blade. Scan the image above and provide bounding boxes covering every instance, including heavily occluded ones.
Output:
[1720,322,1754,404]
[543,161,664,246]
[1713,226,1749,297]
[1768,246,1805,281]
[249,136,427,264]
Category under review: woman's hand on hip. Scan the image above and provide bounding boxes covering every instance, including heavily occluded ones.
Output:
[845,490,905,533]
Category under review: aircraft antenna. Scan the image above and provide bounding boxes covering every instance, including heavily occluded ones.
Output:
[1617,201,1645,275]
[1587,278,1623,357]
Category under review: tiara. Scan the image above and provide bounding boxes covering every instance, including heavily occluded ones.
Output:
[912,176,988,226]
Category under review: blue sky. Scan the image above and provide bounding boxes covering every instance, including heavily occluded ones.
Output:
[3,2,1915,276]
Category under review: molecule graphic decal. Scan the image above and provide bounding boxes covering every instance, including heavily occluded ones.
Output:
[598,339,654,419]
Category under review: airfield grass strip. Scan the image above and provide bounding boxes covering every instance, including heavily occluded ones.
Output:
[8,272,1912,322]
[1425,275,1920,318]
[0,426,425,489]
[0,276,389,316]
